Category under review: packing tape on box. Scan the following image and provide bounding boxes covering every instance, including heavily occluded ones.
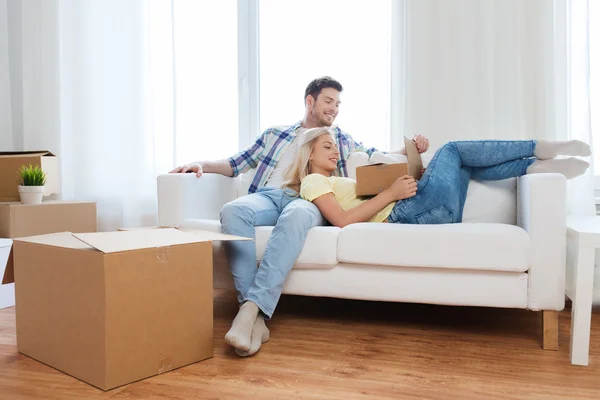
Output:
[156,246,171,264]
[158,354,173,374]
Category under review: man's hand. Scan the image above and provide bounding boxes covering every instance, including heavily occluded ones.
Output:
[387,175,417,201]
[412,134,429,153]
[170,163,203,177]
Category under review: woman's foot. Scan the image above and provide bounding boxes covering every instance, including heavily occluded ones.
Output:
[534,140,591,160]
[224,301,259,351]
[527,157,590,179]
[234,316,270,357]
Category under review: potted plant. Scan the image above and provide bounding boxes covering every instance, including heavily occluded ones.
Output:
[17,164,46,205]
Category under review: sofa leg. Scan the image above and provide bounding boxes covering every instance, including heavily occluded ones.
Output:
[542,310,558,350]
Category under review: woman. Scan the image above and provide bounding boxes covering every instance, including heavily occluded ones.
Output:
[284,127,590,227]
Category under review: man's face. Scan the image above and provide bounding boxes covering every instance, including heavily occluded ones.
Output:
[308,88,341,127]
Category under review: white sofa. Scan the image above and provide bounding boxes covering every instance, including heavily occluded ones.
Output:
[157,152,567,348]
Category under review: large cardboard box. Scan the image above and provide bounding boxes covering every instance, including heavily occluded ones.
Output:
[0,201,97,238]
[1,228,249,390]
[0,151,61,201]
[356,137,424,196]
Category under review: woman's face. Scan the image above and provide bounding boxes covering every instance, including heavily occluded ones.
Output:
[310,134,340,173]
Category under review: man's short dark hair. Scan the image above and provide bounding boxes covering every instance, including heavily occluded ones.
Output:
[304,76,343,103]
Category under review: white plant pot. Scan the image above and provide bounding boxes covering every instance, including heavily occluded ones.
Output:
[18,185,44,205]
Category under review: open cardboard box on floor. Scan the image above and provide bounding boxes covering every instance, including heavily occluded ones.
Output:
[356,137,424,196]
[0,151,60,202]
[1,228,250,391]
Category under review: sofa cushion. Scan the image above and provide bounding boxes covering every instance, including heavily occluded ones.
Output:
[337,223,531,272]
[180,219,340,268]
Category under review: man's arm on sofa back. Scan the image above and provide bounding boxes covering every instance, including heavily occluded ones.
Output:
[157,173,237,227]
[517,173,567,311]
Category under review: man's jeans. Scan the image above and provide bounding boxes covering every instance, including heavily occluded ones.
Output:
[388,140,537,224]
[220,188,323,319]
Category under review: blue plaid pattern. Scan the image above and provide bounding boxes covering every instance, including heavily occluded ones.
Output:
[228,121,379,194]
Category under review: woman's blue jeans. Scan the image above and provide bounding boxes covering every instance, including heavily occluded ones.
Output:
[387,140,537,224]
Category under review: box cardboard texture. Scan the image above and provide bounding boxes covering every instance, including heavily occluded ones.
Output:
[356,137,424,196]
[0,151,60,202]
[0,201,97,238]
[1,228,250,391]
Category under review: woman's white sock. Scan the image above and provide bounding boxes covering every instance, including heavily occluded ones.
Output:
[534,140,591,160]
[527,157,590,179]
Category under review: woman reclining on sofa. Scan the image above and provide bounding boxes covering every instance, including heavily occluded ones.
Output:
[284,127,590,227]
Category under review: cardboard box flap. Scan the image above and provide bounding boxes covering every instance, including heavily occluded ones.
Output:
[1,229,252,284]
[0,151,55,157]
[3,232,93,285]
[361,163,394,169]
[72,228,251,254]
[15,232,95,250]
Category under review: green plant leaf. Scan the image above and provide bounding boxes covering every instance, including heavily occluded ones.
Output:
[17,164,47,186]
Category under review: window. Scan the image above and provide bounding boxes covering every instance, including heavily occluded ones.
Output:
[172,0,238,164]
[258,0,392,151]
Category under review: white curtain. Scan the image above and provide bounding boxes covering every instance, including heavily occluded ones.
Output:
[58,0,175,231]
[395,0,595,215]
[1,0,240,231]
[1,0,175,231]
[394,0,597,300]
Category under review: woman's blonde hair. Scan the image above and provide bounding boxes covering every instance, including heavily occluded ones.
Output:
[283,127,336,194]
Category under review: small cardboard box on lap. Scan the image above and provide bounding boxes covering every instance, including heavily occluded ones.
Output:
[1,227,249,391]
[356,137,424,196]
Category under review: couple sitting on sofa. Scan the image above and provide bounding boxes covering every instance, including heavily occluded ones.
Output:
[171,76,591,357]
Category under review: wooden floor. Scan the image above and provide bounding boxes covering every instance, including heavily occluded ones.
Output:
[1,290,599,400]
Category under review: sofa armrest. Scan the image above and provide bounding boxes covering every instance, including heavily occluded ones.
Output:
[157,173,237,227]
[517,173,567,310]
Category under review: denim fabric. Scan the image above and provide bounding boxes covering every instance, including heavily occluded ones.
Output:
[387,140,537,224]
[220,188,323,318]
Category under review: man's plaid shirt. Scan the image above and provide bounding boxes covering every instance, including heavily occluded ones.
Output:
[228,121,378,194]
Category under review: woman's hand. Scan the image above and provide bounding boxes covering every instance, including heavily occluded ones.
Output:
[387,175,417,201]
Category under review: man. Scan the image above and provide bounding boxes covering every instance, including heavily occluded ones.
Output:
[171,77,429,356]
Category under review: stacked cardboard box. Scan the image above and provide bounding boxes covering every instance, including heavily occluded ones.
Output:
[0,201,97,238]
[0,151,60,202]
[0,200,97,310]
